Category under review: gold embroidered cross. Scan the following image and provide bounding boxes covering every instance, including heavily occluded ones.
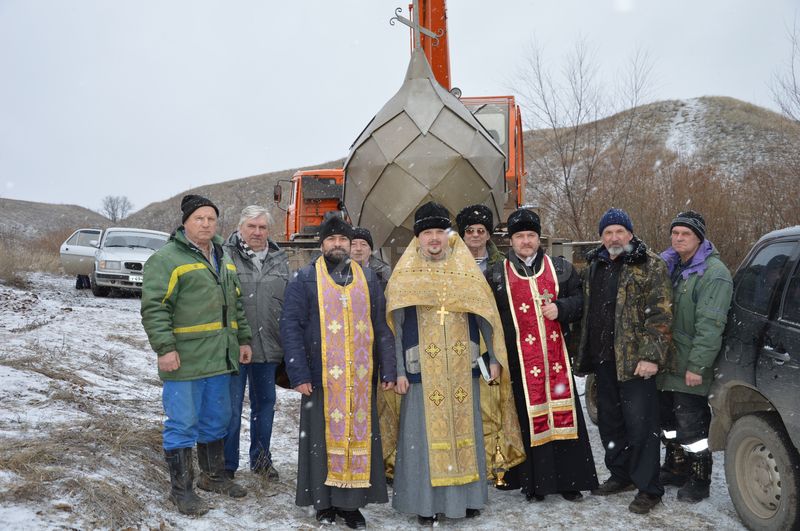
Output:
[436,305,449,325]
[550,331,559,342]
[329,365,343,379]
[524,333,536,345]
[356,364,368,380]
[429,389,445,406]
[339,293,349,308]
[356,320,368,335]
[519,303,530,313]
[454,387,468,403]
[452,340,467,355]
[331,409,344,423]
[328,320,342,334]
[425,343,441,358]
[530,366,541,377]
[553,362,563,373]
[355,409,367,424]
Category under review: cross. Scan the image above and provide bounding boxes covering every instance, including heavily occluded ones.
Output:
[436,305,449,326]
[429,389,445,406]
[425,343,441,358]
[389,1,444,49]
[339,293,348,308]
[452,340,467,356]
[538,289,554,305]
[454,387,468,403]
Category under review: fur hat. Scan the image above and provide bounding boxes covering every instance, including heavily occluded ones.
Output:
[507,208,541,237]
[413,201,451,236]
[352,227,374,249]
[598,208,633,235]
[456,204,493,237]
[671,210,706,242]
[181,194,219,224]
[318,213,354,241]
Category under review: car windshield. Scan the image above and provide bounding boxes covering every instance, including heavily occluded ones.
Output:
[103,232,168,251]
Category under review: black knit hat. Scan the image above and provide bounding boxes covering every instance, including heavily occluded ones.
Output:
[413,201,451,236]
[598,208,633,235]
[456,204,493,237]
[181,194,219,224]
[318,213,354,242]
[671,210,706,242]
[507,208,541,237]
[352,227,374,249]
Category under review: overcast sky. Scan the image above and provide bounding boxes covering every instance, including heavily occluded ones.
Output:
[1,0,796,213]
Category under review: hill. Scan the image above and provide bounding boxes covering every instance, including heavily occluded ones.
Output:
[0,198,111,239]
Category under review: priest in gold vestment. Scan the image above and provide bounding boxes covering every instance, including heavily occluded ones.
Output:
[386,202,523,526]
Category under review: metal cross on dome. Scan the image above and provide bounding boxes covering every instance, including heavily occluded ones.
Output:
[390,1,444,48]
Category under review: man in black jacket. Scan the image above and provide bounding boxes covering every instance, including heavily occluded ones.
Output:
[487,208,598,502]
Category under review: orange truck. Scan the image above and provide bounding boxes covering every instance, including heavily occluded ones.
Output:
[274,0,525,247]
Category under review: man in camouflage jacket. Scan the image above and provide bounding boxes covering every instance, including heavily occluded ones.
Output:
[574,208,673,515]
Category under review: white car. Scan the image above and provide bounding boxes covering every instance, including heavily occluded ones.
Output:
[60,227,169,296]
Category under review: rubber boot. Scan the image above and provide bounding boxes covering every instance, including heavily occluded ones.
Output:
[197,439,248,498]
[165,447,209,516]
[659,441,690,487]
[677,450,711,502]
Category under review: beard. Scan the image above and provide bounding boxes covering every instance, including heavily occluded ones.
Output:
[323,247,349,263]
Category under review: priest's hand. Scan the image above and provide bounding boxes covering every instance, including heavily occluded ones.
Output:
[542,302,559,320]
[158,351,180,372]
[489,362,501,382]
[395,376,409,395]
[381,381,395,391]
[685,370,702,387]
[239,345,252,364]
[294,383,313,396]
[634,360,659,379]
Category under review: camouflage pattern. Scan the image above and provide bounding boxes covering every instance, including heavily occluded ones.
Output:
[575,237,674,382]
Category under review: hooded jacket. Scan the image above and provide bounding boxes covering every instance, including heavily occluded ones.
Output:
[141,229,252,381]
[574,237,673,382]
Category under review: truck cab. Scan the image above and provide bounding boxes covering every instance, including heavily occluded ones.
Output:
[280,169,344,241]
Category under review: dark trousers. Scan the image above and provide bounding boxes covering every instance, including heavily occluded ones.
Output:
[595,360,663,497]
[658,390,711,446]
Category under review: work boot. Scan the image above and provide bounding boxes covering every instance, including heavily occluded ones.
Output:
[336,508,366,529]
[254,462,280,481]
[316,508,336,524]
[591,477,635,496]
[677,450,712,502]
[628,491,662,514]
[164,447,209,516]
[660,441,690,486]
[196,439,248,498]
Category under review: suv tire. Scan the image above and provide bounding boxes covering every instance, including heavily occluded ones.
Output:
[90,272,110,298]
[725,412,800,531]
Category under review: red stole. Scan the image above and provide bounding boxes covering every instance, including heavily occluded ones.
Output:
[504,255,578,446]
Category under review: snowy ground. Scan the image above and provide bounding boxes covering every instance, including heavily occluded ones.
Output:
[0,274,747,530]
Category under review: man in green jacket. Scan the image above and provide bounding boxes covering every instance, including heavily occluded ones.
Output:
[141,194,253,516]
[657,211,733,502]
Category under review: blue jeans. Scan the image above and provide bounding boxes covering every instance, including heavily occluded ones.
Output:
[162,374,232,451]
[224,362,278,472]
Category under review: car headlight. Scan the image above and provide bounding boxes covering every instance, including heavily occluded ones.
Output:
[98,260,121,271]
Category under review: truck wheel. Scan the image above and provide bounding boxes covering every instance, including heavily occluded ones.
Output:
[90,273,110,298]
[584,373,598,425]
[725,413,800,531]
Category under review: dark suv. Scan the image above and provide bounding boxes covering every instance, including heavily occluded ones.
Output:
[710,226,800,531]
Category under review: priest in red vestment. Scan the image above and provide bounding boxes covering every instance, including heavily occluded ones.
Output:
[487,208,598,501]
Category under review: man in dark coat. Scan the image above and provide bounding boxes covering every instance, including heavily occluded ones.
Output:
[222,205,290,481]
[350,226,392,288]
[280,214,396,529]
[487,208,598,502]
[574,208,673,515]
[456,204,503,272]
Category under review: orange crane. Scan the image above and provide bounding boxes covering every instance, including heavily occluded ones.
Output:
[274,0,526,246]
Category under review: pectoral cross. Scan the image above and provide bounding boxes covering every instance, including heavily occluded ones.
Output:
[436,305,449,326]
[339,293,348,308]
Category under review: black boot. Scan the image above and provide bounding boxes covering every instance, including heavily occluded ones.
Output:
[677,450,712,502]
[336,508,366,529]
[660,441,689,486]
[196,439,247,498]
[165,447,209,516]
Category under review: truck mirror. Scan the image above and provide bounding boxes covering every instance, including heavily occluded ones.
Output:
[273,184,282,204]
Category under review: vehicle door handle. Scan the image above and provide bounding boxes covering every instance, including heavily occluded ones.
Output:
[761,344,790,365]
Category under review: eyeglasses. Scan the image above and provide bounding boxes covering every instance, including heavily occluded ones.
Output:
[465,227,487,235]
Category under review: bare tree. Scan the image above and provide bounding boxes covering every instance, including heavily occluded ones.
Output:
[771,19,800,121]
[101,195,133,222]
[516,39,654,240]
